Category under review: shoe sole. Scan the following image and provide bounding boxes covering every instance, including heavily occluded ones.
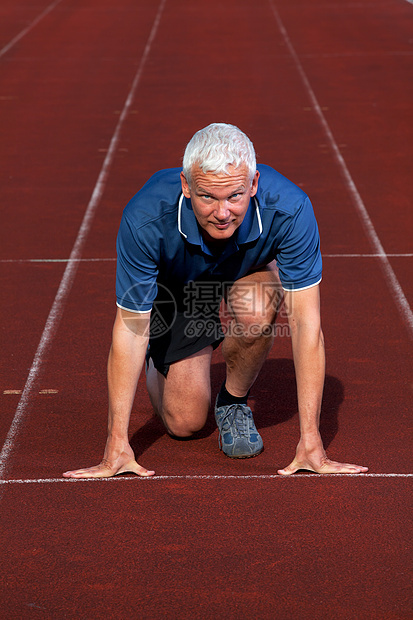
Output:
[220,446,264,459]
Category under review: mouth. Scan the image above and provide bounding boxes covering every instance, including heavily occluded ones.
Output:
[211,221,231,230]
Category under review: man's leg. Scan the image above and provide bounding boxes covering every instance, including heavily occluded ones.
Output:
[215,261,281,457]
[222,261,281,396]
[146,345,214,437]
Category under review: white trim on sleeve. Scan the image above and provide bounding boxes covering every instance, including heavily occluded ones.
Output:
[281,277,322,292]
[116,302,152,314]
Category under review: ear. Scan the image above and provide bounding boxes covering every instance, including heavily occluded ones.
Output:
[180,171,191,198]
[250,170,260,197]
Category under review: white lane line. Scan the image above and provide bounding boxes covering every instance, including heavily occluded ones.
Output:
[269,1,413,339]
[0,0,64,59]
[324,253,413,258]
[0,473,412,484]
[0,0,167,481]
[0,254,412,264]
[300,51,413,58]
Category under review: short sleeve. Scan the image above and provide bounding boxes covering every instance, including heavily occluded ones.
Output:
[276,197,322,291]
[115,213,159,312]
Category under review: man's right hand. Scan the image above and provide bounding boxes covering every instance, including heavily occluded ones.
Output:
[63,443,155,479]
[63,308,155,480]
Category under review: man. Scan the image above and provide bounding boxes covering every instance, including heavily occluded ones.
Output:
[64,123,367,478]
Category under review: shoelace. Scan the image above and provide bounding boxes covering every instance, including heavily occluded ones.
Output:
[219,404,251,438]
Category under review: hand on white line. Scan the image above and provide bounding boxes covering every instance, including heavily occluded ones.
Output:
[277,440,368,476]
[63,444,155,479]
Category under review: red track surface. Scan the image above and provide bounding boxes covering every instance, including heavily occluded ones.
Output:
[0,1,412,618]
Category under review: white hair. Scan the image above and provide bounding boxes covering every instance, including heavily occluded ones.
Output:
[182,123,256,184]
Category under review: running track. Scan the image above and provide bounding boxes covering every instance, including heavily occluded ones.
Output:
[0,1,412,618]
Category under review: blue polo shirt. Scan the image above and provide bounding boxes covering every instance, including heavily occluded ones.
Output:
[116,164,322,313]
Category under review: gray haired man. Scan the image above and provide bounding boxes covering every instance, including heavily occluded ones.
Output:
[64,123,368,478]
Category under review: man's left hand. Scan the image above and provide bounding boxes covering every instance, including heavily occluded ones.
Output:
[278,439,368,475]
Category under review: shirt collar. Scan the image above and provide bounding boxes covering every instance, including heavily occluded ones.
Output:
[178,194,262,249]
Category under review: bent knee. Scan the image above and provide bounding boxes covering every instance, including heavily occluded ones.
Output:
[161,405,209,438]
[165,418,205,438]
[230,317,275,344]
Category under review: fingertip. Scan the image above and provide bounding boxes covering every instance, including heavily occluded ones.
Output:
[134,468,155,477]
[277,468,291,476]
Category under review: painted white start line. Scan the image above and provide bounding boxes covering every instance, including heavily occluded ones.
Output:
[0,473,412,485]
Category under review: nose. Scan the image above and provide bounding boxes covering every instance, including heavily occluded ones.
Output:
[215,200,230,221]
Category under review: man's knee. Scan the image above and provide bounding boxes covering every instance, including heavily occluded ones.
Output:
[161,402,209,438]
[226,285,280,343]
[226,313,276,345]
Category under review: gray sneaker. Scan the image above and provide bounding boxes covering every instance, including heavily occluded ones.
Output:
[215,399,263,458]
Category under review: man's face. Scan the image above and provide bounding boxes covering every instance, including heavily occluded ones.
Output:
[180,164,260,243]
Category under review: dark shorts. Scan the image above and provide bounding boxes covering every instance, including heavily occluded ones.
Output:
[147,287,226,377]
[146,263,279,377]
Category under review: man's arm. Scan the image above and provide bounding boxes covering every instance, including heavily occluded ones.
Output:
[278,285,368,475]
[63,307,155,478]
